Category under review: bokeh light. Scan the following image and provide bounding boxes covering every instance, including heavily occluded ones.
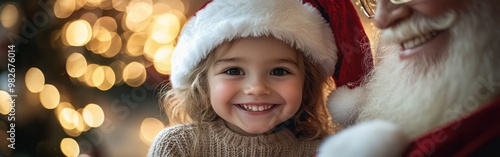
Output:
[96,66,116,91]
[77,108,91,132]
[124,0,153,32]
[59,107,79,130]
[143,37,163,61]
[111,0,128,12]
[55,102,75,118]
[110,60,125,85]
[85,0,101,9]
[122,62,147,87]
[66,53,88,78]
[25,67,45,93]
[0,90,12,115]
[81,64,99,87]
[60,138,80,157]
[150,13,181,44]
[80,12,99,26]
[92,66,105,87]
[153,45,174,75]
[39,84,61,109]
[140,118,164,144]
[125,33,147,57]
[63,20,92,46]
[0,3,19,28]
[54,0,76,18]
[63,109,85,137]
[82,103,105,128]
[158,0,185,14]
[100,33,122,58]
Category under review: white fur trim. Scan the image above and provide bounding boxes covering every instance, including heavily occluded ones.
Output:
[327,86,366,126]
[318,120,410,157]
[170,0,337,88]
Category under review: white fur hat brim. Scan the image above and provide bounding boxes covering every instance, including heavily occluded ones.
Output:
[170,0,337,88]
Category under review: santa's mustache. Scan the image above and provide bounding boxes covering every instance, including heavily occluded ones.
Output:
[380,12,456,45]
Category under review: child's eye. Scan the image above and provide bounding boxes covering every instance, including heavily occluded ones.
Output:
[223,68,245,75]
[270,68,290,76]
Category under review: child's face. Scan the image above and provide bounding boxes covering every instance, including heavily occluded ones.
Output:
[207,37,305,135]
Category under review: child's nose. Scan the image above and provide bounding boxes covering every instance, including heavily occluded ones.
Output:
[243,77,271,96]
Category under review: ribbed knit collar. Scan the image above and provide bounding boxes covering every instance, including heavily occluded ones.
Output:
[207,119,299,147]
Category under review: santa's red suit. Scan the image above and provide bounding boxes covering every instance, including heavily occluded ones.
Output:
[403,98,500,157]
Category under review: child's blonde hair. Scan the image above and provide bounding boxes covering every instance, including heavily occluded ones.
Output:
[162,38,335,140]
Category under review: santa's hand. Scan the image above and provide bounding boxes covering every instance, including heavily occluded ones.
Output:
[317,120,410,157]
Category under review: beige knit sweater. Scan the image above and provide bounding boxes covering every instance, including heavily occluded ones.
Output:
[148,120,321,157]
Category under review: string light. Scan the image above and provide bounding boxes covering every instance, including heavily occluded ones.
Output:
[0,3,19,28]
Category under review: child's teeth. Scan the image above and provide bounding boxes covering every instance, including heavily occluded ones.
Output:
[241,104,274,112]
[251,106,258,111]
[258,106,264,111]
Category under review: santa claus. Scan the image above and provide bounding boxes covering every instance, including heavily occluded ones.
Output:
[320,0,500,156]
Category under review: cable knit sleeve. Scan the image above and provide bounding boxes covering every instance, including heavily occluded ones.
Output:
[147,124,195,157]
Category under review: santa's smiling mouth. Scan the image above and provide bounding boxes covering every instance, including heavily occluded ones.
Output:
[401,30,442,50]
[237,104,276,112]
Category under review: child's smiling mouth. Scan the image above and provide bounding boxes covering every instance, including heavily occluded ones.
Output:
[236,103,277,112]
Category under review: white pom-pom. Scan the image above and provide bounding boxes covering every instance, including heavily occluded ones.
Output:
[327,86,367,126]
[317,120,410,157]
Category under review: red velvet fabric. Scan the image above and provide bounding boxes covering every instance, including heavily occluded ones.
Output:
[305,0,373,88]
[403,97,500,157]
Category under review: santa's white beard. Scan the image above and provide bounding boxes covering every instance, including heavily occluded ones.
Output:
[358,0,500,139]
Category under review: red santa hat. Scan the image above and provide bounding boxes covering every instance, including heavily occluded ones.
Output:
[170,0,372,98]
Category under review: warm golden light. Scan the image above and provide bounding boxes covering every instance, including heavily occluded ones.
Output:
[100,34,122,58]
[80,12,98,26]
[85,0,101,9]
[159,0,186,14]
[55,102,74,118]
[54,0,75,19]
[66,53,88,78]
[96,66,115,91]
[112,0,128,12]
[77,108,91,132]
[60,138,80,157]
[63,127,82,137]
[92,66,105,87]
[122,62,147,87]
[39,84,60,109]
[59,108,79,130]
[144,37,164,61]
[0,90,12,115]
[140,118,164,144]
[126,1,152,23]
[94,16,117,32]
[82,103,105,128]
[125,33,147,57]
[75,0,86,11]
[63,110,84,137]
[94,27,113,42]
[99,0,114,10]
[81,64,99,87]
[64,20,92,46]
[124,0,152,32]
[110,60,125,85]
[153,45,174,75]
[151,13,180,44]
[0,4,18,28]
[25,67,45,93]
